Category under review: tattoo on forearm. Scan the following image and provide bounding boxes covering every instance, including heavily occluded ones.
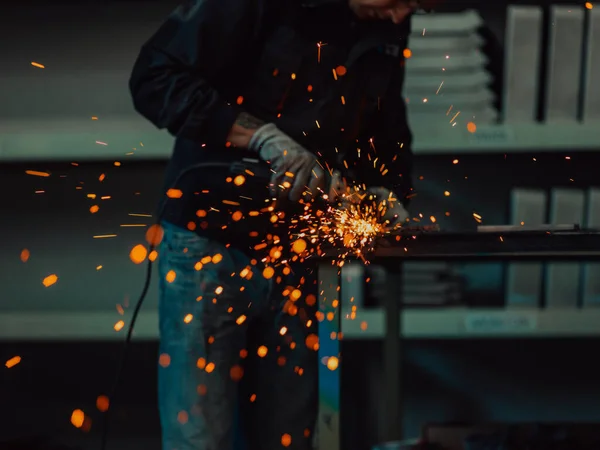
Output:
[235,112,265,129]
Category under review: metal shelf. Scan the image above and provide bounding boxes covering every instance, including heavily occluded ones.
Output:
[1,308,600,341]
[0,311,159,341]
[0,117,172,162]
[410,122,600,154]
[1,119,600,162]
[342,307,600,339]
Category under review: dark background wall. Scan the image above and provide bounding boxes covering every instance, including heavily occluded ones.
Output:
[1,1,599,449]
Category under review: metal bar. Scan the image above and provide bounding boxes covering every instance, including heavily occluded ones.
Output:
[371,251,600,262]
[478,225,575,233]
[382,262,403,442]
[316,263,341,450]
[368,231,600,260]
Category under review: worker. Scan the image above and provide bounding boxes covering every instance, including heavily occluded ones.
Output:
[129,0,416,448]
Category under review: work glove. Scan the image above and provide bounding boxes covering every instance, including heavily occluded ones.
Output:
[249,123,326,202]
[327,170,348,202]
[366,187,409,229]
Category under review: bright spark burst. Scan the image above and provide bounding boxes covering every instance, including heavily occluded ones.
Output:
[326,205,387,261]
[292,190,394,263]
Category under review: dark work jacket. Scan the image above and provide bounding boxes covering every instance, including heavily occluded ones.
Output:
[129,0,414,252]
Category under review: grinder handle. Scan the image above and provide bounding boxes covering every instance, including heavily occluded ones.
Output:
[231,158,333,194]
[229,158,272,181]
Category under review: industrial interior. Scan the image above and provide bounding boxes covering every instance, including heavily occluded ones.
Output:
[1,0,600,449]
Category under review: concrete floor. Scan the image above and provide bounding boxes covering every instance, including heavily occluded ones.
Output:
[1,404,161,450]
[6,337,600,450]
[0,341,161,450]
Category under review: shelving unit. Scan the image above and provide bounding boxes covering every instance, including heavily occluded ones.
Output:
[2,307,600,341]
[316,230,600,450]
[1,119,600,162]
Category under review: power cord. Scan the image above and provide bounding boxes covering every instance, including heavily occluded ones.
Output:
[99,160,268,450]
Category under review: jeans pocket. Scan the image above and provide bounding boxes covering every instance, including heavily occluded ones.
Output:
[157,222,272,336]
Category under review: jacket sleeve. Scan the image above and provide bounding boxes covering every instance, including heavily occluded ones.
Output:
[419,0,444,11]
[129,0,269,147]
[376,62,414,205]
[355,61,414,206]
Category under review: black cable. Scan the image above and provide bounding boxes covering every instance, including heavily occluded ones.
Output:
[99,162,244,450]
[99,157,328,449]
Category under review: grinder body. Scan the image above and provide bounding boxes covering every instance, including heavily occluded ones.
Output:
[230,157,334,203]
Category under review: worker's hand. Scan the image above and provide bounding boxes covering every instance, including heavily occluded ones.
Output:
[349,0,419,24]
[326,170,349,203]
[249,123,325,201]
[366,187,409,228]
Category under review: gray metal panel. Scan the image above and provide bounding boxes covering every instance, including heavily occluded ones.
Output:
[505,189,547,307]
[545,6,586,122]
[502,6,543,123]
[545,188,586,307]
[582,188,600,306]
[410,9,483,34]
[548,188,586,225]
[582,8,600,122]
[341,262,364,311]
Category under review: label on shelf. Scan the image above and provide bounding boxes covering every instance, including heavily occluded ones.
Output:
[467,125,516,146]
[464,312,537,334]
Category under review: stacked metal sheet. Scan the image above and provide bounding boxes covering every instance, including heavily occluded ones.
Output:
[505,186,600,309]
[405,10,497,129]
[365,262,465,307]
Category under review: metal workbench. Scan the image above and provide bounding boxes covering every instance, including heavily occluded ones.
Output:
[316,228,600,450]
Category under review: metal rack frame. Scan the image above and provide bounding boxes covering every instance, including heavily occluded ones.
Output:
[316,229,600,450]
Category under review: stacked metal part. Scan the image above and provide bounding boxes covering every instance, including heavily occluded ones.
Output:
[365,263,466,307]
[503,4,600,124]
[404,10,497,133]
[506,186,600,309]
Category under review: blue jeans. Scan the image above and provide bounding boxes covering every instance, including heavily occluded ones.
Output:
[157,221,318,450]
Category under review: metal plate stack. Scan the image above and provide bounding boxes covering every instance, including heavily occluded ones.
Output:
[366,262,465,307]
[405,10,497,131]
